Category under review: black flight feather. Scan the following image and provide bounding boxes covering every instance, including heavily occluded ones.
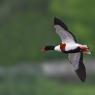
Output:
[54,17,68,31]
[75,53,86,82]
[54,17,77,42]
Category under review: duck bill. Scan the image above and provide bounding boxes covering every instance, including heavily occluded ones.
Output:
[41,48,46,53]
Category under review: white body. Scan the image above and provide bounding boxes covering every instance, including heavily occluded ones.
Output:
[54,43,79,52]
[65,43,79,51]
[54,43,89,53]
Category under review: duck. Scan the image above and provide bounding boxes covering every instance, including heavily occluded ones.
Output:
[42,17,91,82]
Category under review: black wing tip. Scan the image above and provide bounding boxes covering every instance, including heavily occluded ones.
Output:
[54,17,61,26]
[54,17,68,31]
[76,63,86,82]
[76,70,86,82]
[54,17,60,24]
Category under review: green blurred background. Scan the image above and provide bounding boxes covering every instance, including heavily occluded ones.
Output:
[0,0,95,95]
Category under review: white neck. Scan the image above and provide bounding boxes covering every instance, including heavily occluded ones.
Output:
[54,45,61,52]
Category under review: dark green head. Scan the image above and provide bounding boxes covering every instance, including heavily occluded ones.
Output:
[41,46,55,52]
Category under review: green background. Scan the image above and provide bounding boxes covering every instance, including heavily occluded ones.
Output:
[0,0,95,95]
[0,0,94,65]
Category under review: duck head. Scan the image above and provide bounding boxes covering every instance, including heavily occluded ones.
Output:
[41,46,55,52]
[41,44,66,53]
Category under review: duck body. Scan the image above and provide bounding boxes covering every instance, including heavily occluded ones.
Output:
[54,43,80,53]
[42,17,91,82]
[51,43,88,54]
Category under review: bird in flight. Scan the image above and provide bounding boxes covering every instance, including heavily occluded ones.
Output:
[42,17,91,82]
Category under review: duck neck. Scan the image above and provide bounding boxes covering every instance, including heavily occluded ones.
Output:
[44,46,55,51]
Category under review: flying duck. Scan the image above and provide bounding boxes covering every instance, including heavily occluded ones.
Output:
[42,17,91,82]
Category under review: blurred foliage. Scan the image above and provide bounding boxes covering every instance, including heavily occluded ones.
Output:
[0,76,95,95]
[0,0,94,64]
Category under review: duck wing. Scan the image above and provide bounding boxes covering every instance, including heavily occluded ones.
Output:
[54,17,77,43]
[68,52,86,82]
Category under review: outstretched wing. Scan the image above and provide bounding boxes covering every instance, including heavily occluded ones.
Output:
[54,17,77,43]
[68,52,86,82]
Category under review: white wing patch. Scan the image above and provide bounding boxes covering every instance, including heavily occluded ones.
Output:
[68,53,81,70]
[54,25,76,43]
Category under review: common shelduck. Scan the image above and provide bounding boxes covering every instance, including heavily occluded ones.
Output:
[42,17,91,82]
